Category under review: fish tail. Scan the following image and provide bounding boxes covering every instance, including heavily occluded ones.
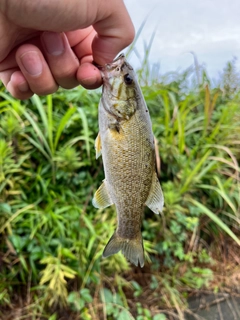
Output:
[102,232,144,267]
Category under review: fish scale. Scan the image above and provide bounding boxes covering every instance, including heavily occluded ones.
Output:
[92,54,164,267]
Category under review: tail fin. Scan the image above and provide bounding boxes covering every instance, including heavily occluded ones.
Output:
[102,232,144,267]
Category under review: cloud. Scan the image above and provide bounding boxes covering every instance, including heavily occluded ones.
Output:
[124,0,240,76]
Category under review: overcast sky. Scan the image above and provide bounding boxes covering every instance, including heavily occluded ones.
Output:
[124,0,240,79]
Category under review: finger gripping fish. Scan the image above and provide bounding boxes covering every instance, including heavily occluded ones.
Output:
[93,54,164,267]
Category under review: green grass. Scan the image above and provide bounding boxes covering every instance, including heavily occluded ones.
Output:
[0,56,239,319]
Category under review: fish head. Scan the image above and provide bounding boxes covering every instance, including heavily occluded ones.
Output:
[98,54,138,120]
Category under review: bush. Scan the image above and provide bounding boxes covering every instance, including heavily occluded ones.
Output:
[0,59,239,319]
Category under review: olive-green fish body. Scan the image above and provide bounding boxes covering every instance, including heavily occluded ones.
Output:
[93,55,164,267]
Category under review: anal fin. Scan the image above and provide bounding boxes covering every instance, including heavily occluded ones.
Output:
[145,171,164,214]
[92,180,113,209]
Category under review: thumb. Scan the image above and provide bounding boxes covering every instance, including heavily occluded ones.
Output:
[0,0,134,64]
[92,1,135,65]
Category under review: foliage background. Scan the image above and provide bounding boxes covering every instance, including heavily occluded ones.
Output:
[0,55,240,319]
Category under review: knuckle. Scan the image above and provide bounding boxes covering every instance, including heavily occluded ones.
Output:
[33,84,59,96]
[53,65,78,80]
[123,24,135,47]
[60,81,79,90]
[13,90,33,100]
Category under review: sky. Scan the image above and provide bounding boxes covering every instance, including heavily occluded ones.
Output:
[124,0,240,79]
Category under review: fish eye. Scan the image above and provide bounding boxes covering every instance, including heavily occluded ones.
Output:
[124,73,133,85]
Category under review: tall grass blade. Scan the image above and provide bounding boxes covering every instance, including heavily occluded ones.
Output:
[181,151,211,193]
[64,136,94,149]
[23,134,51,162]
[31,95,48,133]
[189,199,240,246]
[23,110,52,157]
[54,106,77,150]
[204,84,210,131]
[198,184,237,214]
[47,95,54,153]
[0,204,35,233]
[77,107,91,159]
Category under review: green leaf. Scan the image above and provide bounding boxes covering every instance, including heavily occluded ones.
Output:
[102,288,113,303]
[48,314,57,320]
[118,310,134,320]
[67,292,78,304]
[80,288,93,303]
[61,248,77,260]
[19,254,28,272]
[153,314,167,320]
[0,203,11,214]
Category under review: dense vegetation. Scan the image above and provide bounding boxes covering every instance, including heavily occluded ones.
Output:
[0,57,239,319]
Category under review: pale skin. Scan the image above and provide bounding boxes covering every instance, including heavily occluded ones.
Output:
[0,0,135,100]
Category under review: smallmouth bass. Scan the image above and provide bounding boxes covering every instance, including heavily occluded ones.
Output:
[93,54,164,267]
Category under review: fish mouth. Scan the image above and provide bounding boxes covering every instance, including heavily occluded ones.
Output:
[94,54,134,98]
[93,54,133,76]
[93,54,125,71]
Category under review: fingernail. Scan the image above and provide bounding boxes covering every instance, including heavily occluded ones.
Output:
[20,51,43,76]
[42,32,64,56]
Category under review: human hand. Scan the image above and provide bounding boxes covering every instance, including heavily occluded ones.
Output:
[0,0,134,99]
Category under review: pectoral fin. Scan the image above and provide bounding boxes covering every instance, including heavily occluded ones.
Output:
[145,172,164,214]
[92,180,113,209]
[95,132,102,159]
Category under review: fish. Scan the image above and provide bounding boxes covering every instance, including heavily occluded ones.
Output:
[92,54,164,267]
